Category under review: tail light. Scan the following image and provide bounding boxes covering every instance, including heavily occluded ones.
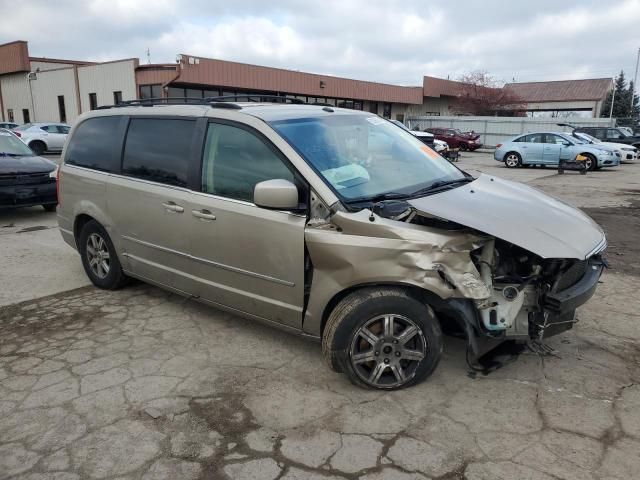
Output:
[496,143,502,148]
[14,131,21,137]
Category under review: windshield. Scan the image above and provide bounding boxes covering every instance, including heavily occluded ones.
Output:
[270,114,465,202]
[0,131,34,156]
[390,120,411,133]
[619,129,632,137]
[575,132,599,143]
[559,133,585,144]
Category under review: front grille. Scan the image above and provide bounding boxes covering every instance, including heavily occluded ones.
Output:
[0,172,53,186]
[554,260,587,292]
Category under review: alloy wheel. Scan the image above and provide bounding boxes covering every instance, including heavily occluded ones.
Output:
[349,314,427,388]
[86,233,110,279]
[505,154,520,167]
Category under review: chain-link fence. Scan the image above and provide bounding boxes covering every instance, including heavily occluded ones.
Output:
[406,116,616,147]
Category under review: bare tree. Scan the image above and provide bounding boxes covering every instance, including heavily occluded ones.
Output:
[451,71,526,116]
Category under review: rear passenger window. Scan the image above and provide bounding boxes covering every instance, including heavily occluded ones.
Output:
[122,118,195,187]
[523,133,544,143]
[201,123,296,203]
[66,116,123,173]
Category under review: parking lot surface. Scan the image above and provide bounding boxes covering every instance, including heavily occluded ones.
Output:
[1,153,639,480]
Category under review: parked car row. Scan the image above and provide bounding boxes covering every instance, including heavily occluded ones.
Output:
[494,131,621,170]
[493,121,640,171]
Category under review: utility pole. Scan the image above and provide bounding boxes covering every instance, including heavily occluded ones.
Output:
[631,47,639,111]
[609,80,616,121]
[146,48,151,65]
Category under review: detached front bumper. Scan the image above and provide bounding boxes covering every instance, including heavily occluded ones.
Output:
[538,255,605,338]
[544,256,605,313]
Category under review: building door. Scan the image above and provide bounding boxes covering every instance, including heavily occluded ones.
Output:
[382,103,392,119]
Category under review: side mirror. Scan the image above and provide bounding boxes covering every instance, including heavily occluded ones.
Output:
[254,179,299,210]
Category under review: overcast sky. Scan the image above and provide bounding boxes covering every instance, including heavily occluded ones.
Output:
[1,0,639,86]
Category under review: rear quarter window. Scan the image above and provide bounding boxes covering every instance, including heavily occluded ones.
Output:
[65,116,123,173]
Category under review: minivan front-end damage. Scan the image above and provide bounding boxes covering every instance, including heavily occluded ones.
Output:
[303,185,606,365]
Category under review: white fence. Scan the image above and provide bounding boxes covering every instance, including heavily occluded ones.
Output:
[406,116,615,147]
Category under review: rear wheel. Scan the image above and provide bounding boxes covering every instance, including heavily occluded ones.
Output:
[29,141,46,155]
[504,152,521,168]
[322,288,443,390]
[78,220,128,289]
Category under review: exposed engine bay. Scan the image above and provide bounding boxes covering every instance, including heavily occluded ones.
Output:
[365,197,606,352]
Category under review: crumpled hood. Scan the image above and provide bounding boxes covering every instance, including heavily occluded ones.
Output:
[408,174,605,259]
[0,155,56,174]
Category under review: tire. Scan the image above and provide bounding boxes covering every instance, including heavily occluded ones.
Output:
[503,152,521,168]
[322,287,443,390]
[78,220,128,290]
[583,154,596,171]
[29,141,46,155]
[458,142,468,151]
[42,204,56,212]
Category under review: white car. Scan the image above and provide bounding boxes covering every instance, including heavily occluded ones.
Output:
[574,132,637,162]
[433,138,448,154]
[13,122,71,155]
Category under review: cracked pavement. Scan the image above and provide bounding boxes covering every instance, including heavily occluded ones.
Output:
[1,153,639,479]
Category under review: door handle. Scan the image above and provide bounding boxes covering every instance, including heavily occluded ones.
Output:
[192,209,216,221]
[162,201,184,213]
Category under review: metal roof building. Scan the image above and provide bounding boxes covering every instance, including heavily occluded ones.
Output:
[504,78,613,117]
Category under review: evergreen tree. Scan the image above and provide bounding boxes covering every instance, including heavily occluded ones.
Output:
[601,70,639,124]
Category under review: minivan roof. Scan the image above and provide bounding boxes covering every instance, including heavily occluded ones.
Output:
[77,102,373,123]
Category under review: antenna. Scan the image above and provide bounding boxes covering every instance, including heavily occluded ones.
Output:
[146,47,151,65]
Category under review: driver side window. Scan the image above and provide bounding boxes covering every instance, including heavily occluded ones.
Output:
[201,123,297,204]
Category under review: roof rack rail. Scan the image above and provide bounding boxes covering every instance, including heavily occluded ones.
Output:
[95,95,309,111]
[204,94,305,104]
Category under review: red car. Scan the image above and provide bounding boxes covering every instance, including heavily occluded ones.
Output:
[426,128,482,151]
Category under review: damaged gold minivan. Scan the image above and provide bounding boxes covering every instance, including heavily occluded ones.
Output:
[58,98,606,390]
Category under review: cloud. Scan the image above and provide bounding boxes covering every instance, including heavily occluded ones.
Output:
[0,0,638,85]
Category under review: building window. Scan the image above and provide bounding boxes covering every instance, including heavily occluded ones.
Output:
[382,103,392,119]
[22,109,30,123]
[113,91,123,105]
[58,96,66,123]
[140,84,162,100]
[369,102,379,114]
[7,109,14,122]
[89,93,98,110]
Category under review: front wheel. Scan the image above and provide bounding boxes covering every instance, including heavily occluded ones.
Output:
[583,154,596,171]
[504,152,521,168]
[322,288,443,390]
